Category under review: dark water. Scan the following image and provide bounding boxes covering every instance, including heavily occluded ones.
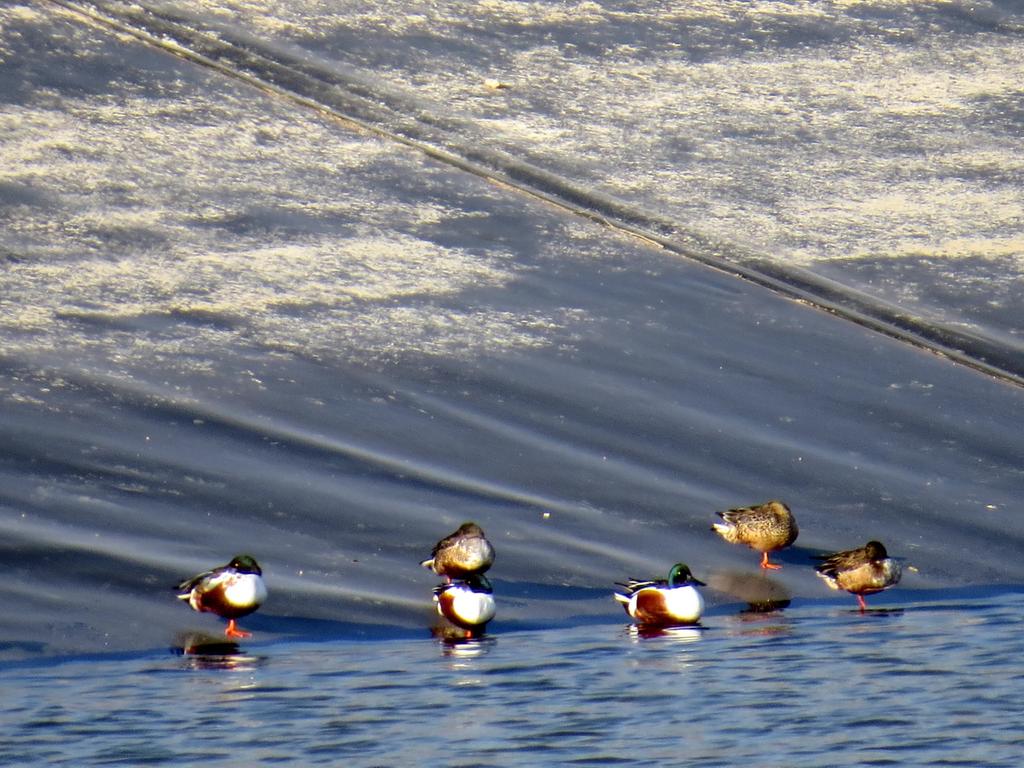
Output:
[4,1,1024,764]
[4,593,1024,766]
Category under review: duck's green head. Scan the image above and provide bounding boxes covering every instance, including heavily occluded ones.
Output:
[229,554,262,575]
[668,562,705,587]
[463,574,493,593]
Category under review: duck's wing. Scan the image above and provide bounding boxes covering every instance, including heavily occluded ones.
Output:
[813,546,868,577]
[613,577,667,596]
[429,528,466,558]
[175,566,226,595]
[722,503,777,525]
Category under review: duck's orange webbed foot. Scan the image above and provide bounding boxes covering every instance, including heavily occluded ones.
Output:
[760,553,782,570]
[225,620,252,638]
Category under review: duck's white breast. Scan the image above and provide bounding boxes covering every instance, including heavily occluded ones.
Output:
[663,586,704,622]
[450,589,496,624]
[223,573,268,608]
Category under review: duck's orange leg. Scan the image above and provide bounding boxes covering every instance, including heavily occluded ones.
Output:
[225,620,252,638]
[760,552,782,570]
[856,594,868,612]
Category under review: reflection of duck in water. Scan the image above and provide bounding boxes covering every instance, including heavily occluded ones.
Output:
[172,630,240,656]
[614,563,705,627]
[814,540,902,610]
[711,500,798,570]
[628,624,704,642]
[433,575,496,638]
[171,632,258,669]
[176,555,267,638]
[421,522,495,582]
[706,569,792,614]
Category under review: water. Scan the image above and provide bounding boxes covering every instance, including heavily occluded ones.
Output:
[4,1,1024,764]
[4,593,1023,766]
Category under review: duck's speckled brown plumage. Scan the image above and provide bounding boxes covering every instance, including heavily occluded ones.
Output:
[421,522,495,580]
[815,540,902,610]
[711,500,798,569]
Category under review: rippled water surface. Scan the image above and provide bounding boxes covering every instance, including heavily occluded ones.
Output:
[4,592,1023,766]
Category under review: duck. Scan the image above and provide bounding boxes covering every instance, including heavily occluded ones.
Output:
[421,522,495,581]
[614,562,706,626]
[176,554,267,638]
[433,575,496,637]
[711,500,798,570]
[814,540,902,610]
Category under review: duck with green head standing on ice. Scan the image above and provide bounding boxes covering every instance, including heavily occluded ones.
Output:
[176,554,267,638]
[433,574,496,638]
[614,562,706,627]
